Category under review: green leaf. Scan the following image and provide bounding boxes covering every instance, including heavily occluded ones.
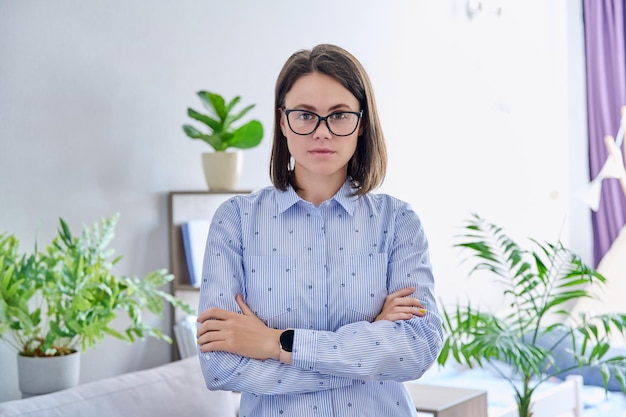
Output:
[600,363,610,388]
[225,103,255,127]
[182,125,205,139]
[198,91,227,121]
[228,120,264,149]
[615,366,625,391]
[225,95,242,115]
[187,108,222,133]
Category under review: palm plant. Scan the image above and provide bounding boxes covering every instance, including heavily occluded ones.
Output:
[438,214,626,417]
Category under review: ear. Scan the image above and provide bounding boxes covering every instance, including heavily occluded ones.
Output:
[279,111,289,137]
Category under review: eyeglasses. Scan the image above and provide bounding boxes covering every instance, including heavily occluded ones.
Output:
[283,109,363,136]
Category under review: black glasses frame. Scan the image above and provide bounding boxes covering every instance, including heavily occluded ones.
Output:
[283,109,363,136]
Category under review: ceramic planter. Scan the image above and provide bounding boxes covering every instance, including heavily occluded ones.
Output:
[201,151,242,191]
[17,351,81,398]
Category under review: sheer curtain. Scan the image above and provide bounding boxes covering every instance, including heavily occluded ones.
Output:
[582,0,626,266]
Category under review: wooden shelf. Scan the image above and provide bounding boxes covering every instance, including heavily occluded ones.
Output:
[173,283,200,292]
[168,190,251,359]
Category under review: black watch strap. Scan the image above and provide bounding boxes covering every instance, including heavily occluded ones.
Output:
[279,329,294,353]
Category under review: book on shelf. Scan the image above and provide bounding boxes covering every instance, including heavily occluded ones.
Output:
[174,315,199,359]
[181,220,211,287]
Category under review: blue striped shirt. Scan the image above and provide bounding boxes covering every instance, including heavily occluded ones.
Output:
[198,181,443,416]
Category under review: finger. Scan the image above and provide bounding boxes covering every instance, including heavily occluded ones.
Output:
[406,302,426,313]
[397,305,427,316]
[198,330,228,347]
[196,322,208,338]
[235,294,255,316]
[399,297,426,309]
[389,287,415,299]
[197,307,235,323]
[196,318,224,338]
[388,298,422,310]
[198,339,228,353]
[197,329,216,345]
[384,312,414,321]
[197,308,212,323]
[197,307,225,322]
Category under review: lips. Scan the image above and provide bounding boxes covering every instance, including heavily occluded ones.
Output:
[309,148,334,155]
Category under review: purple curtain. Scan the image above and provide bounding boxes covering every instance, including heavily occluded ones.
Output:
[582,0,626,267]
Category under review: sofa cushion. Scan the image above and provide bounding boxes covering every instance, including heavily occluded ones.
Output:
[533,328,626,391]
[0,357,235,417]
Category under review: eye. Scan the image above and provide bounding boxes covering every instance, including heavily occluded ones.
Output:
[297,111,316,121]
[329,112,349,120]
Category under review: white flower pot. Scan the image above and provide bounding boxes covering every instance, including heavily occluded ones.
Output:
[201,151,242,191]
[17,352,81,398]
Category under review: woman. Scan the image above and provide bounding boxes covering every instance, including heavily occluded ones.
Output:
[196,44,443,417]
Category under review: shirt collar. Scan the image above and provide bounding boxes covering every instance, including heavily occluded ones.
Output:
[333,180,358,216]
[275,180,358,216]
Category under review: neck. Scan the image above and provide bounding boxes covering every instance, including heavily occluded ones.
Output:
[294,174,346,207]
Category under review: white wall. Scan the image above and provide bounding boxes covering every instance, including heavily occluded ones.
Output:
[0,0,589,401]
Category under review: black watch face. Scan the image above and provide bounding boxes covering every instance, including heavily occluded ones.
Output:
[280,329,294,352]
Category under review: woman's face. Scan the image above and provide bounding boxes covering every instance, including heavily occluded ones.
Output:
[280,72,361,185]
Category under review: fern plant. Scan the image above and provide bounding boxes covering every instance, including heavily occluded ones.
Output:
[438,214,626,417]
[0,214,195,357]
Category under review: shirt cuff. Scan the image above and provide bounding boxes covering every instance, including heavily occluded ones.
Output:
[291,329,318,371]
[292,329,352,389]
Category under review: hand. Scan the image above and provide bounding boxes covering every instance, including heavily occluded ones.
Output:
[374,287,427,322]
[196,295,282,361]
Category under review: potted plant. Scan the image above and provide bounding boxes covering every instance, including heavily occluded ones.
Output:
[182,91,264,191]
[0,213,195,398]
[438,214,626,417]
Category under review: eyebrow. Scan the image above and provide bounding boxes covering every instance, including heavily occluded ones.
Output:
[288,103,356,112]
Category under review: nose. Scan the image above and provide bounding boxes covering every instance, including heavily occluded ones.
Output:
[313,117,332,139]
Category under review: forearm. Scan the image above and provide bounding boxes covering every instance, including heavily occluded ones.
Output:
[292,315,443,382]
[199,350,353,395]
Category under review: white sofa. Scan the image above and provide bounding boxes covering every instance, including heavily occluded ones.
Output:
[0,357,236,417]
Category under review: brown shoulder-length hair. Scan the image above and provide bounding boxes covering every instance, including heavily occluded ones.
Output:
[269,44,387,196]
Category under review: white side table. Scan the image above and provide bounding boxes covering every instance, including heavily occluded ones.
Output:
[405,383,488,417]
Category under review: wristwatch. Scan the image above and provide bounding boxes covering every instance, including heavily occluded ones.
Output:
[279,329,294,353]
